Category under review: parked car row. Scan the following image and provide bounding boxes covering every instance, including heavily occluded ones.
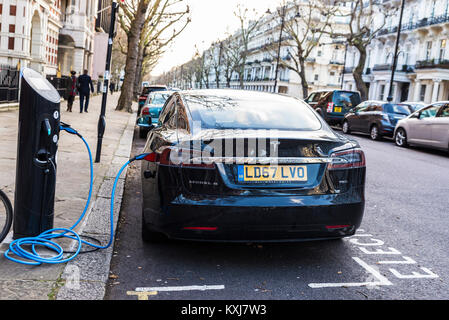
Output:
[305,90,449,153]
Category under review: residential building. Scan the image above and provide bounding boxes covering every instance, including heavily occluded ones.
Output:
[343,0,449,104]
[92,0,112,83]
[58,0,97,76]
[0,0,62,75]
[158,0,352,99]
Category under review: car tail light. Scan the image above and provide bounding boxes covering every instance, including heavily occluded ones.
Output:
[328,148,365,170]
[139,96,146,101]
[327,102,334,113]
[326,225,351,230]
[183,227,218,231]
[143,147,215,168]
[141,108,150,116]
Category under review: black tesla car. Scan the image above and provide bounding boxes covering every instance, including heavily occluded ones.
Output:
[140,90,366,242]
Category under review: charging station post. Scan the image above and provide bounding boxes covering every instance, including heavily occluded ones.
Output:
[13,68,61,239]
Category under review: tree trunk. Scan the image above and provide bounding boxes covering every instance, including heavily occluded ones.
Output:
[238,65,244,89]
[133,45,144,99]
[353,45,368,101]
[299,58,308,99]
[116,0,149,112]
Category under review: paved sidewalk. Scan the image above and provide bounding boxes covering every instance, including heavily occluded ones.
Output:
[0,93,137,300]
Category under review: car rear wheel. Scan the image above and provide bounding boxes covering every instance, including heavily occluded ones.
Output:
[142,221,168,243]
[395,128,408,147]
[342,120,351,134]
[370,125,381,141]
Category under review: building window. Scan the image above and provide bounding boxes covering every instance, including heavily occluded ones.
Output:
[317,50,322,57]
[10,5,16,16]
[420,85,426,101]
[314,74,319,81]
[439,39,446,61]
[0,4,2,14]
[426,41,432,60]
[379,84,385,100]
[8,37,15,50]
[9,24,15,33]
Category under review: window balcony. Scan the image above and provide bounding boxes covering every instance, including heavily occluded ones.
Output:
[415,59,449,69]
[373,64,392,71]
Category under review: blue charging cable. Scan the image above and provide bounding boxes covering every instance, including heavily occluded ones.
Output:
[4,123,148,265]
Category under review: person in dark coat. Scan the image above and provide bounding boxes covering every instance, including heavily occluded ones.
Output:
[77,69,94,113]
[109,81,115,95]
[66,71,77,112]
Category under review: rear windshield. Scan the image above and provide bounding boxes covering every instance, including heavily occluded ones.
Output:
[383,104,412,115]
[184,92,322,131]
[333,91,361,108]
[149,92,170,105]
[142,86,167,95]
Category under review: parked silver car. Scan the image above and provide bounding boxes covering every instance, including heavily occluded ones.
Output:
[394,102,449,152]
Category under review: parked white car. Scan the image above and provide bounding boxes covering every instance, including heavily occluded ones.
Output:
[400,101,427,112]
[394,102,449,152]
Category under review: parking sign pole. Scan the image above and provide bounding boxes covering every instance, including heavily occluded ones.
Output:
[95,1,118,163]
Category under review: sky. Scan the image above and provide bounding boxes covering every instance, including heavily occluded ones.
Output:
[150,0,281,77]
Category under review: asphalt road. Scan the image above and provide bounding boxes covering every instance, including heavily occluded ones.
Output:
[105,127,449,300]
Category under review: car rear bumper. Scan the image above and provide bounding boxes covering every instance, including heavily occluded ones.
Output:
[144,191,364,242]
[380,123,395,136]
[326,114,345,124]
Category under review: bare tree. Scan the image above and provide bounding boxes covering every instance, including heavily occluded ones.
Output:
[328,0,398,100]
[232,4,262,88]
[116,0,190,112]
[268,0,338,98]
[208,41,224,88]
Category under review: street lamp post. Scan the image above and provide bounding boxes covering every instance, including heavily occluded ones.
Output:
[273,5,287,93]
[387,0,406,102]
[95,1,119,163]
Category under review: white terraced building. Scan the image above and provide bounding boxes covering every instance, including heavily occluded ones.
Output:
[343,0,449,104]
[172,0,353,99]
[227,2,350,98]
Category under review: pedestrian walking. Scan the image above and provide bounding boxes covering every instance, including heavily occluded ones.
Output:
[77,69,94,113]
[66,71,77,112]
[109,81,115,95]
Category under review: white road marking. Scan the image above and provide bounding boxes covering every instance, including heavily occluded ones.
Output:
[135,285,225,292]
[308,257,393,288]
[359,247,401,255]
[389,267,439,279]
[377,256,416,264]
[349,238,385,246]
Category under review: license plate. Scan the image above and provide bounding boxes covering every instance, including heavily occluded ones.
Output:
[238,165,307,182]
[334,107,342,113]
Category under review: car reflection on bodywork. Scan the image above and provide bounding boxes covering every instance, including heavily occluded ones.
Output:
[140,89,366,243]
[136,91,172,138]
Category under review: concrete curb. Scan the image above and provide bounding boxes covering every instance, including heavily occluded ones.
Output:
[0,103,19,112]
[56,111,136,300]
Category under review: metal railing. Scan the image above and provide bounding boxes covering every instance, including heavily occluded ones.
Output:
[415,59,449,69]
[378,14,449,36]
[0,65,19,103]
[46,75,70,100]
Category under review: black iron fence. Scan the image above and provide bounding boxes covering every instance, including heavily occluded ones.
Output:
[46,75,70,100]
[0,65,20,103]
